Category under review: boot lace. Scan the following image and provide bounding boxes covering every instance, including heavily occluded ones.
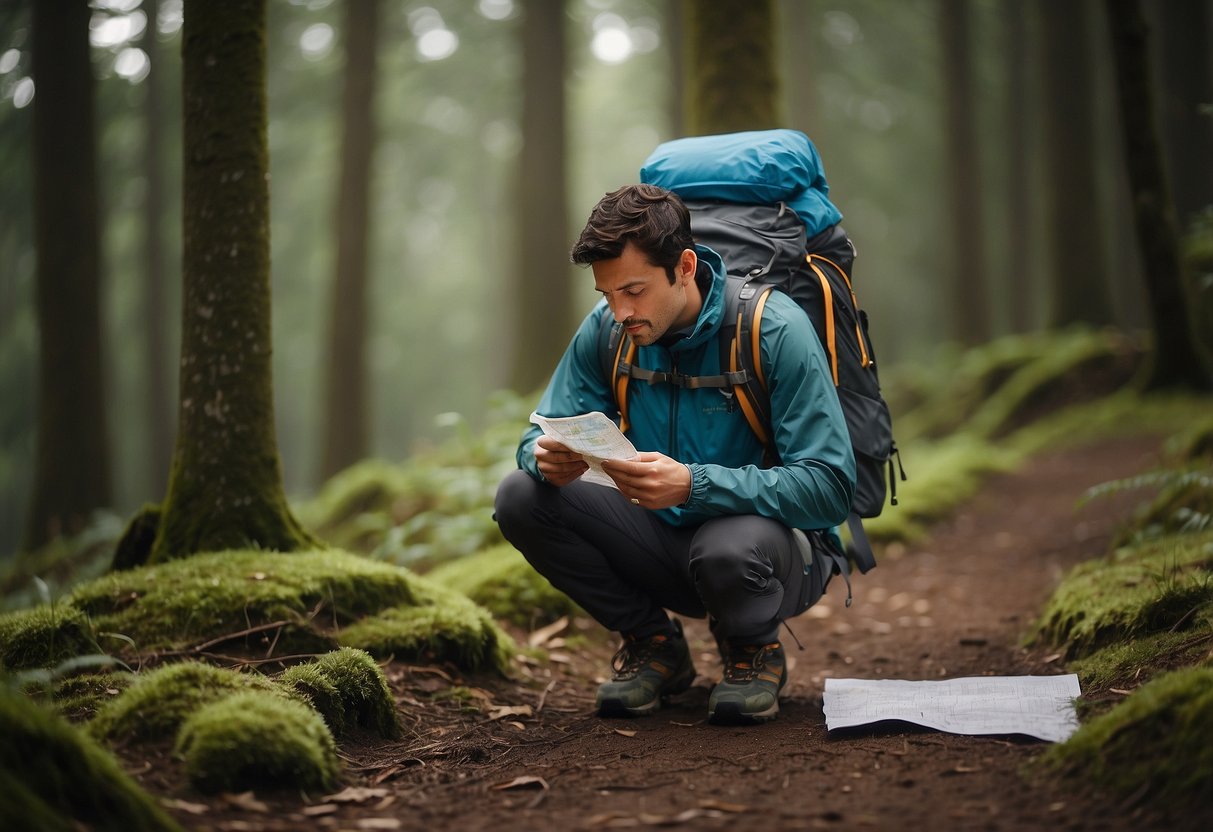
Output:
[722,643,778,684]
[610,635,665,678]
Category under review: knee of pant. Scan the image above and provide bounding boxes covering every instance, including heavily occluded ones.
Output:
[691,542,770,600]
[493,469,543,534]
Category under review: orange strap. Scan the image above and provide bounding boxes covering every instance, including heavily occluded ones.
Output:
[730,307,770,448]
[810,254,869,368]
[614,337,635,433]
[808,259,839,385]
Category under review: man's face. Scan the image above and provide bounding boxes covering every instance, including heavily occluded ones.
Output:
[592,242,699,346]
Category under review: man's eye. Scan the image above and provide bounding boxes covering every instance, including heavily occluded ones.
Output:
[626,288,644,297]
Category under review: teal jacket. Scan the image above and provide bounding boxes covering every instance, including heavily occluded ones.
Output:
[517,245,856,532]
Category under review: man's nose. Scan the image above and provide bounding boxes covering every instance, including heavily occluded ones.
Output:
[611,298,633,322]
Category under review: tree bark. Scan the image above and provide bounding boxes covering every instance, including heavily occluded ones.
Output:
[684,0,782,135]
[940,0,990,345]
[1003,0,1034,333]
[25,0,111,550]
[1040,0,1114,327]
[151,0,316,561]
[141,0,174,497]
[1154,0,1213,230]
[1104,0,1212,390]
[320,0,379,481]
[508,0,571,394]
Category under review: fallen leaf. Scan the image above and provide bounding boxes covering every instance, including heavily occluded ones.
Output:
[301,804,340,817]
[1042,652,1063,664]
[323,786,392,803]
[250,572,266,581]
[1110,688,1133,696]
[491,775,549,791]
[699,799,748,813]
[488,704,533,721]
[527,615,569,648]
[222,792,268,813]
[355,819,402,830]
[548,652,572,664]
[506,720,526,730]
[164,798,209,815]
[613,728,637,738]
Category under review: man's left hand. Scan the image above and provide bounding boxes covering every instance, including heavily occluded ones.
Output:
[600,453,691,510]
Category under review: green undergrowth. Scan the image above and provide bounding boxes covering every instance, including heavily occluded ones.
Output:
[175,690,339,794]
[425,543,582,628]
[0,687,181,832]
[295,391,531,566]
[1037,667,1213,815]
[0,548,515,677]
[1030,530,1213,665]
[0,512,125,613]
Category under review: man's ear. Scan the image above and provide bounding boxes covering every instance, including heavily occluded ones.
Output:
[677,248,697,285]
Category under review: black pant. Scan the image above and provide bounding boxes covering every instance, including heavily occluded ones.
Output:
[494,470,832,644]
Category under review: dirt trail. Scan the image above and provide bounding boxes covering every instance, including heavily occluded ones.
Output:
[167,434,1203,831]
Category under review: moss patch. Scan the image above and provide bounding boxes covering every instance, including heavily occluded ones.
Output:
[90,661,282,741]
[1038,667,1213,813]
[278,647,400,738]
[175,690,339,794]
[425,544,582,628]
[341,586,516,675]
[51,671,135,721]
[67,549,418,654]
[1030,531,1213,661]
[0,605,99,671]
[0,688,181,831]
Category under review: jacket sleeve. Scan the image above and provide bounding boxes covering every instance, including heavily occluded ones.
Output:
[682,292,856,530]
[516,301,618,480]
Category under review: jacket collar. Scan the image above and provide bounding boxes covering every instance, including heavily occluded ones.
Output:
[663,244,726,353]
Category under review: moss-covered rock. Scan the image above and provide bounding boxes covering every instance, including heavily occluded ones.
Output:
[90,661,282,741]
[174,690,339,794]
[0,605,99,671]
[341,586,516,675]
[1039,667,1213,813]
[425,544,581,628]
[278,647,400,738]
[0,688,181,831]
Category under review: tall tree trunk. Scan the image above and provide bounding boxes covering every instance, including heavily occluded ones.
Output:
[320,0,379,481]
[1104,0,1212,390]
[940,0,990,345]
[664,0,686,138]
[780,0,818,139]
[1154,0,1213,230]
[141,0,174,497]
[1040,0,1114,327]
[150,0,316,561]
[1003,0,1034,333]
[25,0,111,550]
[509,0,571,393]
[684,0,782,135]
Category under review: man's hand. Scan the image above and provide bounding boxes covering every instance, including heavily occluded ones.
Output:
[600,452,691,510]
[534,435,588,486]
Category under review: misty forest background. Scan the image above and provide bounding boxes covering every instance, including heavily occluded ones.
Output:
[1,0,1211,558]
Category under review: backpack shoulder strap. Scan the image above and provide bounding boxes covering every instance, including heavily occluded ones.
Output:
[726,277,777,461]
[597,312,635,433]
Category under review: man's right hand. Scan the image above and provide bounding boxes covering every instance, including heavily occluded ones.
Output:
[534,435,589,486]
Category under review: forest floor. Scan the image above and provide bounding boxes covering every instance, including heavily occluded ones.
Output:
[134,433,1212,832]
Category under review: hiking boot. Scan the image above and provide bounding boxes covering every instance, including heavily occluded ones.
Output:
[596,620,696,717]
[708,640,787,724]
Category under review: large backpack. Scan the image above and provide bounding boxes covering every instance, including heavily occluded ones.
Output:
[599,132,904,573]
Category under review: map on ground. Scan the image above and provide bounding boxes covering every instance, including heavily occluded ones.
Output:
[822,674,1082,743]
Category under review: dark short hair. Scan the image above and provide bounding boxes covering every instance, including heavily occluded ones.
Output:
[570,184,694,284]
